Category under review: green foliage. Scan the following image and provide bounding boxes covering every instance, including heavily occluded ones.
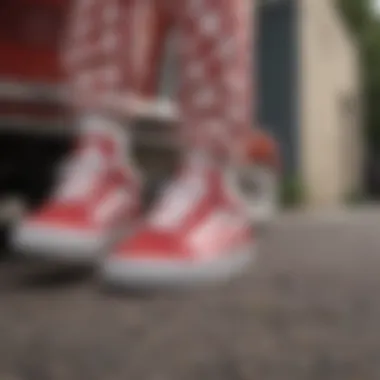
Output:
[280,177,305,208]
[336,0,372,36]
[363,23,380,147]
[336,0,380,148]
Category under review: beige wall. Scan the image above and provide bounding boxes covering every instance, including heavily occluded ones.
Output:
[298,0,362,207]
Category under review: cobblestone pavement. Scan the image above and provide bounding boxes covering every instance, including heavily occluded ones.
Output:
[1,208,380,380]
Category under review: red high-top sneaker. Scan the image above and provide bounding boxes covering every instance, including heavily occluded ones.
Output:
[102,153,254,287]
[13,116,141,263]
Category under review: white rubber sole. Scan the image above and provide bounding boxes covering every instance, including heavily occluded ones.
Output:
[12,222,125,264]
[249,202,277,227]
[102,243,255,289]
[236,165,279,226]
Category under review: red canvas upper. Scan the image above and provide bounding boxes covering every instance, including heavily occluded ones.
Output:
[26,121,140,233]
[114,154,253,263]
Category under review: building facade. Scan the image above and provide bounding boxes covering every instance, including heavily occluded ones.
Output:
[258,0,362,206]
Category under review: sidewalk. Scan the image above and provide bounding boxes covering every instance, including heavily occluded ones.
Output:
[0,210,379,379]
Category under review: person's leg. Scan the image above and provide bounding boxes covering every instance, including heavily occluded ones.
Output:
[177,0,253,158]
[103,0,256,287]
[137,0,174,99]
[63,0,158,113]
[13,0,163,261]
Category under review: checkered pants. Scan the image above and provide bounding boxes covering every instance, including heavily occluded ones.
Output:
[62,0,254,158]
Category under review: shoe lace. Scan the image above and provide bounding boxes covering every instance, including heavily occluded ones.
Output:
[55,147,107,201]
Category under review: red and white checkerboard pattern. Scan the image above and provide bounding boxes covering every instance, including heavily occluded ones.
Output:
[62,0,254,159]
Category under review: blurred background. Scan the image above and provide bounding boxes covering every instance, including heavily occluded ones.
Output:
[0,0,374,216]
[2,1,380,379]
